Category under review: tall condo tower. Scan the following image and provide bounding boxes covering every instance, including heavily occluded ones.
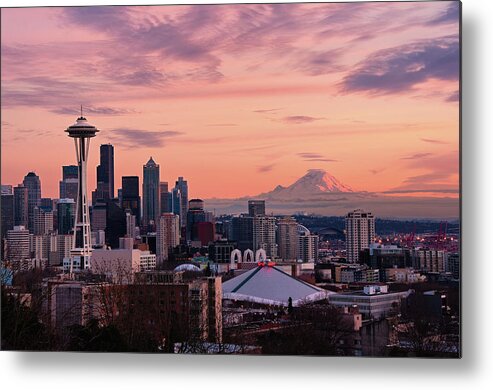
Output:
[65,114,99,272]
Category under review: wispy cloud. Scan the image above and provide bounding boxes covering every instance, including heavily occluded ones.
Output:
[206,123,238,127]
[51,106,139,116]
[341,36,459,95]
[106,128,183,148]
[253,108,283,114]
[445,90,459,102]
[421,138,449,145]
[298,152,338,162]
[257,164,275,173]
[281,115,325,124]
[400,152,433,160]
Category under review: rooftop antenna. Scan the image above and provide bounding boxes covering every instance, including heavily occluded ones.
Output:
[80,105,83,118]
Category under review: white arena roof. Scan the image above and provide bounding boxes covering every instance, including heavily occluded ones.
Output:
[223,264,332,306]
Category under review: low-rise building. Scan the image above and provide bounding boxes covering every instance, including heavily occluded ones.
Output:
[329,284,411,319]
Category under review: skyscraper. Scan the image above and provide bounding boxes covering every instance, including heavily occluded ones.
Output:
[298,225,319,263]
[65,115,99,271]
[231,215,254,252]
[175,177,188,228]
[159,182,171,214]
[1,190,14,240]
[253,215,278,258]
[122,176,141,226]
[6,226,30,262]
[59,165,79,200]
[33,205,54,235]
[248,200,266,217]
[13,184,28,228]
[57,199,75,235]
[92,144,114,203]
[156,213,180,265]
[345,209,375,263]
[277,217,298,261]
[186,199,206,242]
[23,172,41,232]
[143,157,160,229]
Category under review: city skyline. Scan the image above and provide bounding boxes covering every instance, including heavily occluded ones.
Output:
[2,2,459,204]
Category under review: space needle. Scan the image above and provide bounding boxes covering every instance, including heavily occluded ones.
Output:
[65,109,99,273]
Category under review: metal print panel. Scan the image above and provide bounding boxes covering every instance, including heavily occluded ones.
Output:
[0,1,461,357]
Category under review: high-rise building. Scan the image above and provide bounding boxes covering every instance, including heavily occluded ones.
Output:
[277,217,298,261]
[1,185,13,195]
[298,226,319,263]
[253,215,277,258]
[143,157,160,229]
[186,199,206,242]
[59,165,79,200]
[175,177,188,228]
[248,200,266,217]
[23,172,41,232]
[105,200,126,249]
[171,187,181,216]
[126,211,137,239]
[13,184,29,228]
[156,213,180,265]
[231,215,254,252]
[32,234,49,261]
[122,176,141,226]
[345,209,375,263]
[65,115,99,271]
[57,199,75,235]
[7,225,30,261]
[1,191,14,240]
[159,182,171,214]
[33,206,54,235]
[92,144,114,203]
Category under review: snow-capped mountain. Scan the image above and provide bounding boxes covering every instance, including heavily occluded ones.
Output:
[257,169,353,200]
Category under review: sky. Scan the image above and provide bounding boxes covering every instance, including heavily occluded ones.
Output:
[1,1,460,203]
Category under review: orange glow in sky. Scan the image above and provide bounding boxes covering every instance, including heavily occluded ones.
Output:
[1,2,459,201]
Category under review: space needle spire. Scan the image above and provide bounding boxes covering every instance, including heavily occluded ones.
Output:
[65,112,99,273]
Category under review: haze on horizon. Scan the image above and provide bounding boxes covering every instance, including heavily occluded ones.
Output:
[1,2,459,216]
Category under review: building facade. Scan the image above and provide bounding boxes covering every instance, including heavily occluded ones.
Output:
[143,157,160,229]
[345,209,375,263]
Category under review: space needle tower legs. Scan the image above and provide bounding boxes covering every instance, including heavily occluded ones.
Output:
[65,111,99,274]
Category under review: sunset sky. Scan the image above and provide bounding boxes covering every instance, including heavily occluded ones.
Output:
[1,2,460,201]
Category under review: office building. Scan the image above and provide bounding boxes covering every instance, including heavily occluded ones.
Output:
[277,217,298,261]
[90,248,156,283]
[59,165,79,200]
[57,199,75,235]
[231,215,254,252]
[156,213,180,264]
[7,226,30,262]
[159,182,171,214]
[446,253,460,279]
[253,215,277,258]
[345,209,375,263]
[143,157,160,229]
[186,199,206,242]
[175,177,188,227]
[23,172,41,232]
[121,176,140,226]
[126,211,137,239]
[248,200,266,217]
[412,249,446,273]
[33,205,54,235]
[13,185,29,229]
[298,225,319,262]
[92,144,114,203]
[1,191,14,240]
